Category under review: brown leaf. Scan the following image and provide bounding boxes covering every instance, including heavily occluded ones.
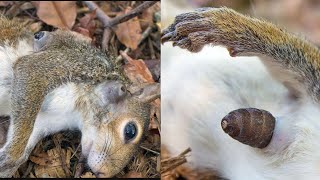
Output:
[75,10,97,38]
[33,148,71,178]
[113,7,142,50]
[122,171,144,178]
[30,153,51,166]
[73,27,90,38]
[35,1,76,29]
[0,1,13,7]
[80,172,96,178]
[140,2,160,30]
[121,51,154,84]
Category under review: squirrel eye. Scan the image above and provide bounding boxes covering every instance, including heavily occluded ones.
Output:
[34,31,45,40]
[124,122,137,142]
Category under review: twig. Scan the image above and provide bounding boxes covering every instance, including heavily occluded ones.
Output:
[148,37,156,59]
[161,148,191,174]
[140,145,160,155]
[83,1,157,52]
[74,155,86,178]
[83,1,112,51]
[22,162,34,178]
[83,1,111,25]
[105,1,158,28]
[53,134,71,177]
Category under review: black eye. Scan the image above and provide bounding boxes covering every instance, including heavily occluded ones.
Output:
[34,31,45,40]
[124,122,137,142]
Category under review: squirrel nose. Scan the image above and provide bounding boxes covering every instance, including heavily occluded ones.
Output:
[34,31,45,40]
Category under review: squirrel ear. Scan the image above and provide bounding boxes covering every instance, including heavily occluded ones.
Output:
[95,81,127,105]
[33,31,52,52]
[129,83,160,103]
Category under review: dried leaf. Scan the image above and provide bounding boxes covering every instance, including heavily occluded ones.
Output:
[35,1,76,29]
[74,10,97,38]
[122,171,144,178]
[30,153,51,166]
[29,22,43,33]
[113,7,142,50]
[0,1,13,7]
[33,148,71,178]
[73,27,90,38]
[121,51,154,84]
[80,172,96,178]
[140,2,160,30]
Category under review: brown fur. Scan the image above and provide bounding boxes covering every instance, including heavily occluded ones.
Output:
[0,16,32,46]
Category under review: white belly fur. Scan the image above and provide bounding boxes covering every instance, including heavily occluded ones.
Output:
[162,44,320,179]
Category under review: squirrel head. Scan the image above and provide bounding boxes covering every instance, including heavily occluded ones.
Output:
[76,81,159,177]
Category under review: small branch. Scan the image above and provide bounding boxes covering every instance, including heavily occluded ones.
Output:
[105,1,158,28]
[74,155,86,178]
[83,1,111,25]
[161,148,191,174]
[140,145,160,155]
[83,1,112,51]
[83,1,157,52]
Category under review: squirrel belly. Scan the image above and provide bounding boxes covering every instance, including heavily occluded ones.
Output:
[162,45,320,179]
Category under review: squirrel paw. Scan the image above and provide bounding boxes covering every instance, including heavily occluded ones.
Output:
[161,10,213,52]
[0,151,23,177]
[161,7,249,55]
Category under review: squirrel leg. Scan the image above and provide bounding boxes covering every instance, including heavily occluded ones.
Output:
[0,73,47,177]
[162,7,320,101]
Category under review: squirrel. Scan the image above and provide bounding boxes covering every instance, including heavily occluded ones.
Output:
[0,17,160,177]
[162,7,320,180]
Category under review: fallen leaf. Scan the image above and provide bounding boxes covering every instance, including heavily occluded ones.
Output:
[29,22,43,33]
[0,1,13,7]
[121,51,154,84]
[33,148,71,178]
[122,171,144,178]
[73,27,90,38]
[80,172,96,178]
[113,7,142,50]
[35,1,76,29]
[30,153,51,166]
[139,2,160,30]
[74,10,97,38]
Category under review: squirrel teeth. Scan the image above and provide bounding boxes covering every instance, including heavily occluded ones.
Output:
[221,108,275,148]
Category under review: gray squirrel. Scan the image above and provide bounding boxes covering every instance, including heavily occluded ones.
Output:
[0,17,159,177]
[162,7,320,179]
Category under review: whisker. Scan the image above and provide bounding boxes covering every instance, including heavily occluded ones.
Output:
[105,125,113,155]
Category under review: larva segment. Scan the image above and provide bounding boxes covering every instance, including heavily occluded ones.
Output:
[221,108,275,148]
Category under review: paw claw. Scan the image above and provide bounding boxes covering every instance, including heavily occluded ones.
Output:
[161,31,174,44]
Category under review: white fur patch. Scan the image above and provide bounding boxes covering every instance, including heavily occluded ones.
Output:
[162,45,320,179]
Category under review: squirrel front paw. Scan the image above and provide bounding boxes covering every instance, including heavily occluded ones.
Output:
[161,8,214,52]
[0,151,24,177]
[161,7,257,56]
[0,154,16,177]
